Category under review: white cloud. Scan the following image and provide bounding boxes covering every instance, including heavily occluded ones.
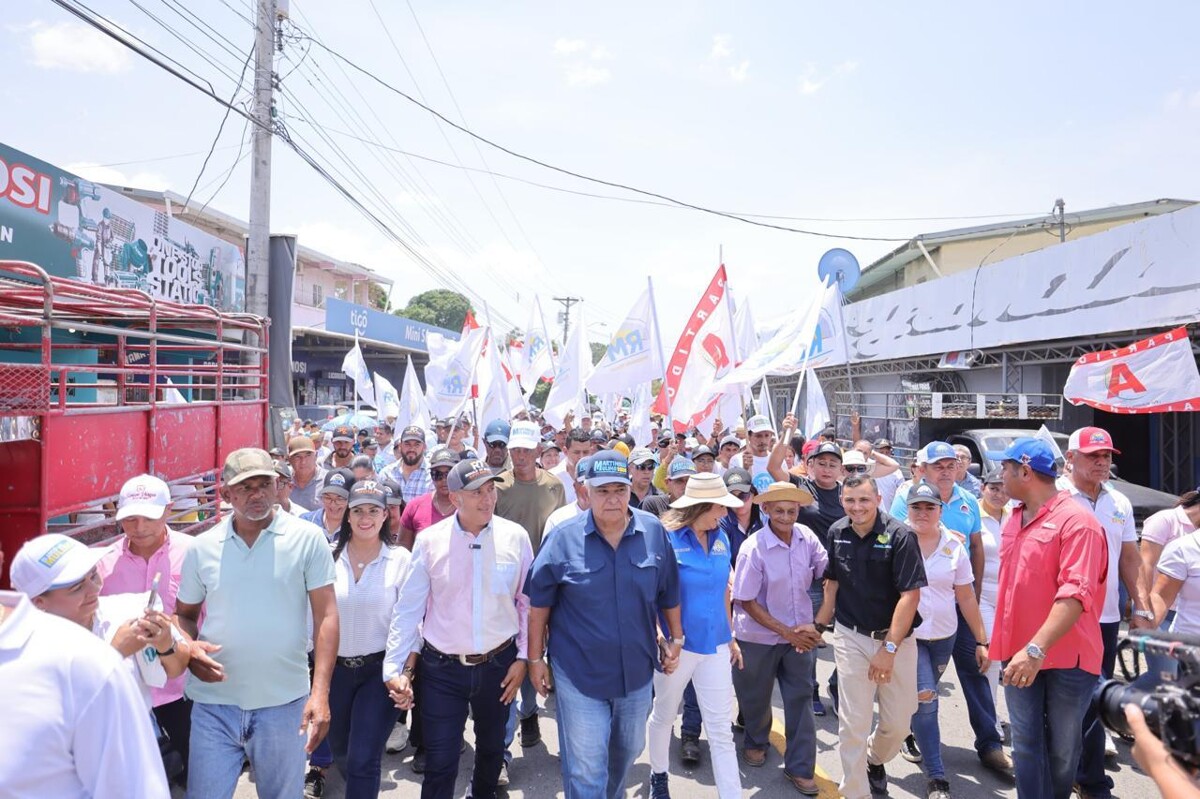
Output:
[836,60,859,74]
[710,35,732,60]
[590,45,614,61]
[553,38,587,55]
[65,163,169,191]
[564,65,611,88]
[798,67,825,95]
[729,60,750,82]
[1164,88,1200,111]
[27,21,131,74]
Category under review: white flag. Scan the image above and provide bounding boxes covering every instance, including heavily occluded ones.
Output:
[521,295,555,385]
[373,372,401,419]
[396,356,431,432]
[587,289,663,395]
[712,281,824,392]
[478,330,517,427]
[342,335,376,409]
[803,368,831,439]
[756,381,775,430]
[426,327,486,420]
[1064,326,1200,413]
[629,383,655,447]
[543,306,593,428]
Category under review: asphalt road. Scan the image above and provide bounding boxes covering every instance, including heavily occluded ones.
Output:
[223,646,1159,798]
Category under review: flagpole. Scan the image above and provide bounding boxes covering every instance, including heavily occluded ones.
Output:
[353,333,360,415]
[537,295,558,374]
[835,284,854,409]
[646,276,674,432]
[721,258,747,425]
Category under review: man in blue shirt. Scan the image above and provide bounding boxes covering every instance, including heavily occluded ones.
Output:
[527,451,682,798]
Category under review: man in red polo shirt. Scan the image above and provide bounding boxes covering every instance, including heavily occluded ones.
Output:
[989,438,1108,799]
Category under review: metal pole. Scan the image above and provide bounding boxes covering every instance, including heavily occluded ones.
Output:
[720,259,747,424]
[1055,198,1066,242]
[836,281,854,408]
[646,276,674,432]
[247,0,275,419]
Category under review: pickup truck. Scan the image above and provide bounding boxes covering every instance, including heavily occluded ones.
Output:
[946,428,1179,531]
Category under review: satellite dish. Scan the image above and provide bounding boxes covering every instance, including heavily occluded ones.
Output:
[817,248,861,293]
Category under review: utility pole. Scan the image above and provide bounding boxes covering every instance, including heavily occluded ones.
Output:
[1053,197,1066,242]
[247,0,277,352]
[553,296,581,344]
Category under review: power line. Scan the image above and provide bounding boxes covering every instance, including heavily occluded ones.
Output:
[298,35,909,243]
[181,41,255,213]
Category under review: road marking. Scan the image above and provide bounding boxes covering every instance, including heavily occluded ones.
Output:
[770,716,840,798]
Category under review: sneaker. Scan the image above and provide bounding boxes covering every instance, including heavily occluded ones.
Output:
[979,747,1015,781]
[680,733,701,765]
[303,768,325,799]
[927,778,951,799]
[867,762,888,796]
[520,714,542,747]
[901,734,923,763]
[812,696,827,717]
[385,724,410,754]
[497,762,510,787]
[411,748,426,774]
[649,771,671,799]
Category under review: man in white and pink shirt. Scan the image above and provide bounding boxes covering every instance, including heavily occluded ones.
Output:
[96,473,197,786]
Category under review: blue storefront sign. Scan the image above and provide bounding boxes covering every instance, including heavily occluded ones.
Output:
[324,298,458,353]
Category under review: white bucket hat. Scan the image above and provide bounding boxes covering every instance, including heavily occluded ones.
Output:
[669,472,744,509]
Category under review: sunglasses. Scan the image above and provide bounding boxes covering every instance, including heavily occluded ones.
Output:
[844,465,869,474]
[431,470,451,481]
[486,441,508,449]
[633,463,656,471]
[731,490,751,500]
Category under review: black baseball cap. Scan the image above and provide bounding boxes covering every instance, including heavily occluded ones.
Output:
[321,468,354,498]
[332,425,355,443]
[429,448,457,470]
[381,478,405,505]
[448,459,502,492]
[348,480,387,509]
[723,467,754,494]
[400,425,425,443]
[808,442,843,461]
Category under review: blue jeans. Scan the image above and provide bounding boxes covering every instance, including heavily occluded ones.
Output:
[909,636,956,781]
[187,695,307,799]
[1134,611,1179,690]
[419,642,516,799]
[1005,665,1096,799]
[327,657,401,799]
[952,607,1002,755]
[681,681,702,738]
[502,674,540,763]
[554,664,653,799]
[1076,620,1121,797]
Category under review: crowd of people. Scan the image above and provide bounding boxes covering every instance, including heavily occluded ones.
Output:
[0,407,1197,799]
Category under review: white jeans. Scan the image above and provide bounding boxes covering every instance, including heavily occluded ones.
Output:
[647,645,741,799]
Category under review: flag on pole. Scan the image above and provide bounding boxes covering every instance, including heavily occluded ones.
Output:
[587,288,663,395]
[543,306,593,428]
[803,368,831,439]
[756,380,775,430]
[521,296,555,385]
[653,266,739,432]
[1064,327,1200,413]
[373,372,401,420]
[478,329,524,426]
[711,283,824,392]
[342,334,376,409]
[426,327,486,420]
[396,357,431,432]
[629,383,655,447]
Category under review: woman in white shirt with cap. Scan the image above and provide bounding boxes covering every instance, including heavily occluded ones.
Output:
[325,480,412,799]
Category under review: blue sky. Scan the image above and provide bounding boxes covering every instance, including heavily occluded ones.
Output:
[6,1,1199,342]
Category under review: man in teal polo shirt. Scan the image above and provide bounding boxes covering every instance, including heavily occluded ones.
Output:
[176,448,339,799]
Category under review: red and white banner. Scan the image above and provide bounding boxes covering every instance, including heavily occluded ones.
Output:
[1064,327,1200,413]
[652,266,737,432]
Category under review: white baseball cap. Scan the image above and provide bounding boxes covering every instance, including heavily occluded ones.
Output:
[746,415,773,434]
[10,534,106,598]
[116,474,171,521]
[508,420,541,450]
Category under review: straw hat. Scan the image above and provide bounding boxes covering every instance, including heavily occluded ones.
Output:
[669,472,744,509]
[752,481,816,506]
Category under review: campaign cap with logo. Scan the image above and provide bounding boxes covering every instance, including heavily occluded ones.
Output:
[1068,427,1121,455]
[448,459,502,492]
[10,534,106,598]
[996,438,1058,477]
[116,474,171,521]
[587,451,631,486]
[907,480,944,506]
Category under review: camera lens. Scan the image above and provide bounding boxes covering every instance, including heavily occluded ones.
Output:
[1096,679,1159,738]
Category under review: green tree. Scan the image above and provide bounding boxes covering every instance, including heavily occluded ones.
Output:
[394,289,472,332]
[369,283,391,311]
[590,341,608,366]
[528,379,551,409]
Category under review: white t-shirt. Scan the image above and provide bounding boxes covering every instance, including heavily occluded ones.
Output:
[549,460,578,505]
[1142,506,1197,548]
[749,454,772,479]
[1060,479,1137,623]
[874,471,904,514]
[914,529,974,641]
[1157,532,1200,637]
[543,502,586,543]
[0,591,170,799]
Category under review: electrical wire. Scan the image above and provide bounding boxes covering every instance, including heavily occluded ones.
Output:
[298,35,909,243]
[180,41,255,213]
[194,114,252,219]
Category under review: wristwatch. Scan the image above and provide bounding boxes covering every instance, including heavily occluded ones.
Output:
[1133,609,1154,621]
[1025,642,1046,660]
[883,640,898,655]
[155,645,176,657]
[815,622,830,634]
[667,636,686,647]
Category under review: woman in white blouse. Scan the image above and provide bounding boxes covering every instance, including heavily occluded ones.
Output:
[1139,489,1200,686]
[326,480,412,799]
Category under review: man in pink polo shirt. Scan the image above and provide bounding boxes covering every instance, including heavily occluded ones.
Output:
[96,473,196,786]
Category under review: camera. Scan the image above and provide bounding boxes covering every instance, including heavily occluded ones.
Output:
[1096,628,1200,769]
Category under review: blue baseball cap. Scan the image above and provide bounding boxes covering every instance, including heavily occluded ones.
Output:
[484,419,511,444]
[667,458,697,480]
[906,480,944,506]
[586,451,631,486]
[921,441,957,463]
[573,456,592,482]
[995,438,1058,477]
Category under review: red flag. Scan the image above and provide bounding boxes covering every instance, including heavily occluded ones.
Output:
[462,310,480,334]
[652,266,731,431]
[1063,327,1200,413]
